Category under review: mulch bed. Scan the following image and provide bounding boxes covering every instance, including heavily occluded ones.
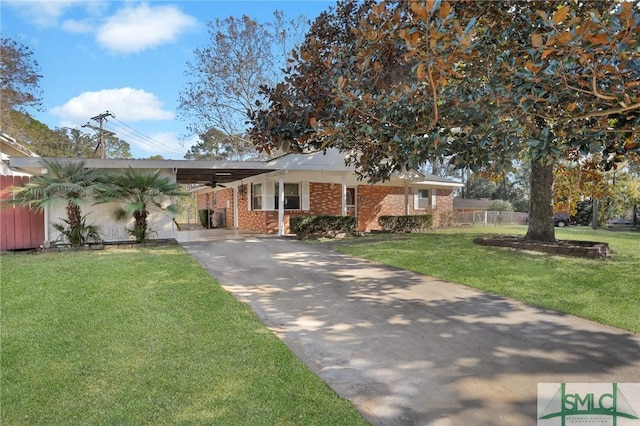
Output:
[35,239,179,253]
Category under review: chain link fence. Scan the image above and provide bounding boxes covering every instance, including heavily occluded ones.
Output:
[454,211,529,227]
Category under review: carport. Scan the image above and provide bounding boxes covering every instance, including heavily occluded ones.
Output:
[9,157,276,186]
[8,156,277,242]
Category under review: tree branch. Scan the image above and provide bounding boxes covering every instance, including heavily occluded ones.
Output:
[589,63,619,101]
[569,102,640,120]
[426,64,439,124]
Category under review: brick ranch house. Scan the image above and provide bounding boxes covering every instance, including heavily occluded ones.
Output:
[193,149,463,235]
[8,149,461,244]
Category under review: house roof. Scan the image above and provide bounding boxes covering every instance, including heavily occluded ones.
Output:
[1,133,39,158]
[1,133,40,176]
[453,198,493,209]
[264,149,462,187]
[9,157,278,185]
[9,148,462,187]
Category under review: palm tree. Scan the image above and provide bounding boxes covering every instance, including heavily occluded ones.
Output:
[99,168,186,243]
[5,159,105,246]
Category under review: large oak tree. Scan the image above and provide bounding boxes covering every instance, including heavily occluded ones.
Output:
[251,0,640,242]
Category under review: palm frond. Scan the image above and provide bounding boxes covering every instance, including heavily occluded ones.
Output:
[4,159,106,214]
[102,168,187,242]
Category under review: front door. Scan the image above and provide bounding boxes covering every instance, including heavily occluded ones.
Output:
[346,187,356,217]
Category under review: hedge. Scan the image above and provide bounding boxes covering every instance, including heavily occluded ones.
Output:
[378,214,433,233]
[290,215,357,240]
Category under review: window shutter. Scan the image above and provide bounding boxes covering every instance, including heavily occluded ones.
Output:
[301,182,310,210]
[265,181,275,210]
[246,183,251,210]
[431,189,437,208]
[413,188,420,210]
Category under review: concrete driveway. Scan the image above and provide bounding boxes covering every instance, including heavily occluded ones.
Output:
[180,236,640,426]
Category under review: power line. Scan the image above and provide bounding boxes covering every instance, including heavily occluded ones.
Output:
[105,117,183,156]
[81,112,184,158]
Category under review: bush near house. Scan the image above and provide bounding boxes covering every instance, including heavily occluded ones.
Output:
[378,214,433,233]
[290,215,357,240]
[198,209,212,229]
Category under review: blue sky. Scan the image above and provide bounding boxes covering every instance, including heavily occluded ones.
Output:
[1,0,335,159]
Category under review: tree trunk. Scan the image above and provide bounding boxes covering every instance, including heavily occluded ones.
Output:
[66,202,82,230]
[133,209,149,242]
[524,159,555,242]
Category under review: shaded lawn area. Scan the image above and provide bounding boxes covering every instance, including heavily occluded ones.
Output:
[0,247,367,425]
[327,226,640,334]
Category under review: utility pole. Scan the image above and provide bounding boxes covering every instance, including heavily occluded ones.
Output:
[82,111,115,158]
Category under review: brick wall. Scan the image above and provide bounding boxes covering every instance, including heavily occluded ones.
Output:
[357,186,455,231]
[309,182,342,215]
[196,191,210,210]
[196,188,236,229]
[212,188,234,229]
[357,186,407,231]
[237,184,264,231]
[432,189,455,227]
[218,182,456,234]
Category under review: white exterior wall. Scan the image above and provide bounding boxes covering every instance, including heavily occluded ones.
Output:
[47,202,178,244]
[46,169,178,244]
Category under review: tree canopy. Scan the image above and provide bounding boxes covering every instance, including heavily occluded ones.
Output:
[250,0,640,242]
[0,38,42,115]
[184,128,260,161]
[5,111,131,159]
[1,37,43,137]
[178,11,307,160]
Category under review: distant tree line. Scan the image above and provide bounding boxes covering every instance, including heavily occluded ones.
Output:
[1,37,131,159]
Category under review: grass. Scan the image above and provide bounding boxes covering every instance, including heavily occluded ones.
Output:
[0,247,368,425]
[327,225,640,333]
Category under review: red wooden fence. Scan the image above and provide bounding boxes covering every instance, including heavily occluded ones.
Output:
[0,176,45,251]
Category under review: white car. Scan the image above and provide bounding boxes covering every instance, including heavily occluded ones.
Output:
[606,217,633,225]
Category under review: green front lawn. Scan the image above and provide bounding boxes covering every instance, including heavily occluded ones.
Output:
[328,226,640,333]
[0,248,367,425]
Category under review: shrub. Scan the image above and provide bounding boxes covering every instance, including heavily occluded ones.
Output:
[378,214,433,233]
[52,214,102,247]
[573,199,593,226]
[198,209,211,228]
[290,215,357,240]
[488,199,514,212]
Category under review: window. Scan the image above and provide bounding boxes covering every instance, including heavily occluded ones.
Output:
[415,189,430,209]
[275,183,300,210]
[252,183,262,210]
[250,181,309,211]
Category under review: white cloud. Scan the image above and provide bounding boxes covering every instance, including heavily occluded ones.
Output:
[50,87,174,124]
[4,0,101,29]
[96,3,197,54]
[61,19,94,34]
